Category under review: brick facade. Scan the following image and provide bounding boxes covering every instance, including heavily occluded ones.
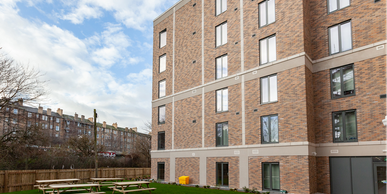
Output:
[151,0,386,193]
[175,157,200,184]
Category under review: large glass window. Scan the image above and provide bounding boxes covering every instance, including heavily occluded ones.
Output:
[159,54,166,73]
[13,109,18,114]
[216,162,229,186]
[216,0,227,15]
[216,122,228,147]
[216,55,228,79]
[158,131,165,150]
[261,74,278,103]
[263,163,280,191]
[329,21,352,55]
[261,115,279,143]
[216,22,227,47]
[158,105,166,124]
[216,88,228,112]
[332,110,357,142]
[259,0,275,27]
[159,30,167,48]
[328,0,350,13]
[260,35,276,65]
[331,64,355,98]
[157,162,165,180]
[159,80,166,98]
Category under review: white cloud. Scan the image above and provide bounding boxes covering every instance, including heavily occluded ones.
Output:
[0,3,152,132]
[59,0,176,31]
[127,68,152,83]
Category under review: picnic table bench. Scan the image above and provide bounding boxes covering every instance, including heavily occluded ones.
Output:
[35,179,80,194]
[111,181,156,194]
[49,183,101,194]
[90,178,124,190]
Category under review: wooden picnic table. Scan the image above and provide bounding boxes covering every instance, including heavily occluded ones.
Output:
[35,179,80,194]
[111,181,156,194]
[49,183,101,194]
[90,178,123,190]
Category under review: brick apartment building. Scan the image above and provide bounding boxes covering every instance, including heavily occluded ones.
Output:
[151,0,386,193]
[0,99,149,154]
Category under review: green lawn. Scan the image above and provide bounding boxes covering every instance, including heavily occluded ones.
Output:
[6,184,240,194]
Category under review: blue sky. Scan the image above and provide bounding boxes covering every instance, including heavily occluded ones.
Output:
[0,0,179,132]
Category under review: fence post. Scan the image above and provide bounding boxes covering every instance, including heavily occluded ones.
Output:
[4,171,8,193]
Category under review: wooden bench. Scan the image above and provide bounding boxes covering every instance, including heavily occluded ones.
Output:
[46,189,87,193]
[113,188,156,193]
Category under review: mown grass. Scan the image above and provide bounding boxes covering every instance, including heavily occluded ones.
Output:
[6,183,239,194]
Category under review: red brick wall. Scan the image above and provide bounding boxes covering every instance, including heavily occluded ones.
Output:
[175,157,200,184]
[306,67,315,143]
[249,156,311,194]
[153,14,174,101]
[204,84,242,147]
[206,157,239,188]
[243,0,306,71]
[310,0,386,60]
[174,95,202,149]
[308,156,317,194]
[204,0,241,84]
[152,103,173,150]
[151,158,170,181]
[245,66,309,145]
[316,157,330,194]
[175,0,203,93]
[313,56,387,143]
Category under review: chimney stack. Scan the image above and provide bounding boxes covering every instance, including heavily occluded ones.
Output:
[57,108,63,116]
[132,127,137,132]
[47,108,51,116]
[75,113,78,120]
[103,121,106,128]
[88,117,93,122]
[125,127,129,132]
[18,98,23,106]
[112,123,118,129]
[38,106,43,114]
[81,115,85,122]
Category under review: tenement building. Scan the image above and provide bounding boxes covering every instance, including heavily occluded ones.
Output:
[0,99,148,153]
[151,0,386,193]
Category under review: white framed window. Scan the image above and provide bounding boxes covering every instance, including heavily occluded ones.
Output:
[12,118,17,124]
[45,124,48,129]
[328,0,350,13]
[160,30,167,48]
[159,54,166,73]
[36,114,39,118]
[56,126,59,131]
[27,121,31,127]
[216,88,228,112]
[55,134,58,137]
[216,55,228,79]
[50,125,53,129]
[260,35,276,65]
[216,0,227,16]
[158,105,166,124]
[56,118,60,123]
[13,109,18,114]
[329,21,352,55]
[5,117,8,122]
[259,0,275,27]
[261,74,278,104]
[28,112,32,117]
[216,22,227,47]
[159,80,166,98]
[114,130,117,134]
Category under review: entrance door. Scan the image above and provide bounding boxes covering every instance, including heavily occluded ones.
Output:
[157,162,165,181]
[351,157,374,194]
[216,162,229,186]
[374,163,386,194]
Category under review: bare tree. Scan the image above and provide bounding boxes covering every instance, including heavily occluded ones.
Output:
[0,49,45,108]
[0,125,49,170]
[67,134,104,157]
[132,121,151,167]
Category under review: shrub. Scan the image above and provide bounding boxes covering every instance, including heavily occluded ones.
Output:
[195,185,199,188]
